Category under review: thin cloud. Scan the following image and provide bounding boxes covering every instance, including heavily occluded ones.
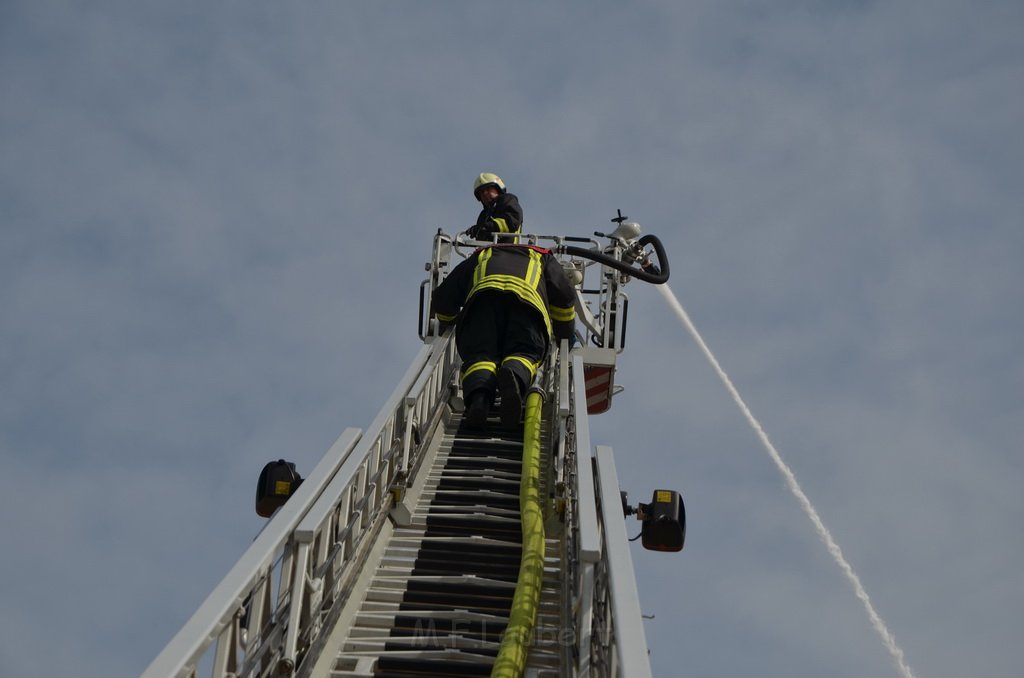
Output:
[1,2,1021,677]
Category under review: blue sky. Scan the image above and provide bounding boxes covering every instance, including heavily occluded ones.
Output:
[1,2,1021,676]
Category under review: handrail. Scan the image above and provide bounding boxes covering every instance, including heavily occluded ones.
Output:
[561,354,653,677]
[143,333,458,678]
[141,428,361,678]
[572,352,601,563]
[433,228,663,352]
[285,333,457,670]
[558,339,570,419]
[294,338,442,541]
[594,445,653,678]
[148,219,674,677]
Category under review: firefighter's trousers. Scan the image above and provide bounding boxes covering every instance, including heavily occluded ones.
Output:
[456,291,547,402]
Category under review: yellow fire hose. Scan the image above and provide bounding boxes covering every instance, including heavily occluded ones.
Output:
[491,390,545,678]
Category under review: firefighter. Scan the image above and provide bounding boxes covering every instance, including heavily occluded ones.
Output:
[465,173,523,241]
[432,244,576,429]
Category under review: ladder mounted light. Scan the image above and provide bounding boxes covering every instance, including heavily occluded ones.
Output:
[622,489,686,552]
[255,459,304,518]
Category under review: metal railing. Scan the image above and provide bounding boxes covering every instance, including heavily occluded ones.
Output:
[147,222,665,678]
[424,230,632,351]
[560,348,653,678]
[143,334,458,678]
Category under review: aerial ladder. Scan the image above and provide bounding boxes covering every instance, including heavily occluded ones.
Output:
[143,216,685,678]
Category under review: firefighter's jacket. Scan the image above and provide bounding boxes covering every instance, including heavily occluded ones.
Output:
[466,193,523,241]
[432,245,576,341]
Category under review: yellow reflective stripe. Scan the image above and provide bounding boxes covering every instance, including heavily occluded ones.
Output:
[465,251,559,336]
[492,217,509,233]
[474,273,543,303]
[474,247,493,287]
[526,249,542,289]
[462,360,497,378]
[470,276,552,334]
[435,312,458,322]
[502,355,539,378]
[549,305,575,322]
[478,278,546,314]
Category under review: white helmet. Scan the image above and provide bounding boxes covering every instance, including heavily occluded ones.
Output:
[472,172,506,200]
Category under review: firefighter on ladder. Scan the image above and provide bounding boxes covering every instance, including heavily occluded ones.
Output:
[432,239,577,429]
[465,172,523,242]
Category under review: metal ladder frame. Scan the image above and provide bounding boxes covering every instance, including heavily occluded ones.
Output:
[144,230,656,678]
[142,335,458,678]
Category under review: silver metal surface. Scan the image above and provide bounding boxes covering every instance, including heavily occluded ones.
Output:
[572,352,602,564]
[594,445,654,678]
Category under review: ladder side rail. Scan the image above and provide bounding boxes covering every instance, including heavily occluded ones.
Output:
[558,338,571,420]
[550,234,602,348]
[274,336,434,673]
[408,331,458,484]
[565,351,603,677]
[294,339,439,541]
[600,250,631,352]
[553,339,577,676]
[391,332,458,532]
[614,291,629,354]
[575,562,597,678]
[589,555,612,677]
[141,427,363,678]
[420,231,454,339]
[600,250,617,349]
[402,329,457,470]
[571,352,602,563]
[553,340,570,513]
[210,612,239,676]
[593,445,654,678]
[283,334,457,672]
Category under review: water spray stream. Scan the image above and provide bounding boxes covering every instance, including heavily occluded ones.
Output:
[656,284,915,678]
